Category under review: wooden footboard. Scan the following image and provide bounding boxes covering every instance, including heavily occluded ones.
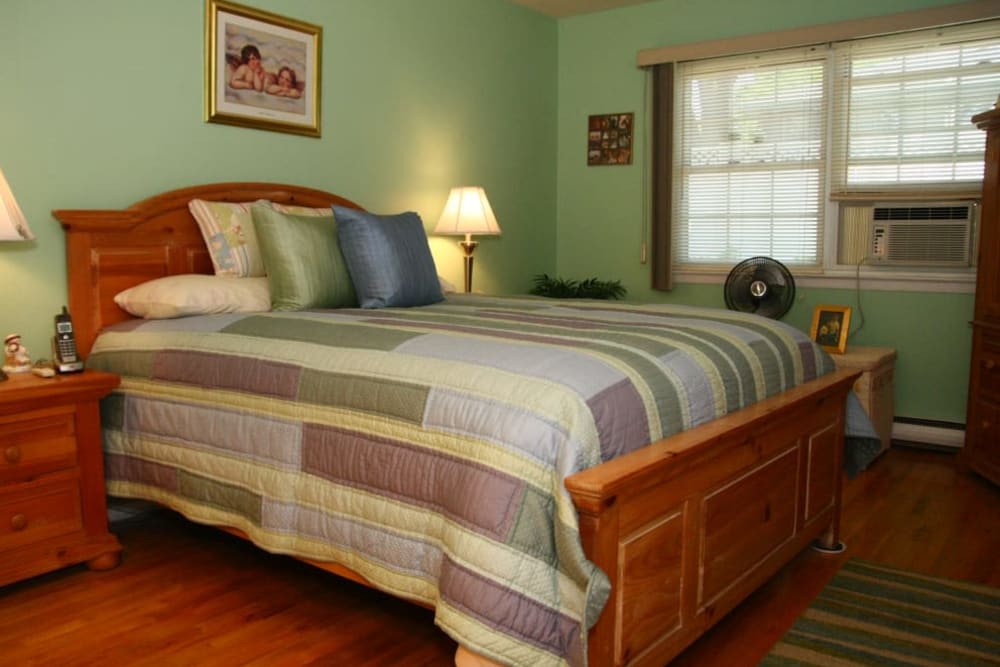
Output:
[566,367,857,667]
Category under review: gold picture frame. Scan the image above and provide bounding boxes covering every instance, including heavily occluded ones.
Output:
[810,304,852,354]
[205,0,321,137]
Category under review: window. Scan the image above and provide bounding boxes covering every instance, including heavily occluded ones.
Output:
[675,48,827,268]
[671,20,1000,273]
[831,22,1000,196]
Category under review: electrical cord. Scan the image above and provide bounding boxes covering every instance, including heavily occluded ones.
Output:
[852,255,866,337]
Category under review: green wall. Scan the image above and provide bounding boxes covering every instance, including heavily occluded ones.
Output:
[0,0,556,357]
[0,0,979,425]
[555,0,978,423]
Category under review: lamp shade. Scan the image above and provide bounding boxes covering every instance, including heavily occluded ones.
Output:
[434,187,501,237]
[0,168,34,242]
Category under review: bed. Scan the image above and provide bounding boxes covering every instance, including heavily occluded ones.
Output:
[56,182,864,667]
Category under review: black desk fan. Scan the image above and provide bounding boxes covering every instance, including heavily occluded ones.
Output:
[723,256,796,319]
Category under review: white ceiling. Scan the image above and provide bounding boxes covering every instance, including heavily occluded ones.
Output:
[509,0,657,18]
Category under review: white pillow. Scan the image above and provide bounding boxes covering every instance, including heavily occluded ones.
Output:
[114,275,270,319]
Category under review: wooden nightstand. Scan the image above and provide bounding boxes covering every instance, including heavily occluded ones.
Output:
[831,346,896,454]
[0,369,121,586]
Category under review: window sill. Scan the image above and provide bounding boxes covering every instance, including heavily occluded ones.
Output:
[674,266,976,293]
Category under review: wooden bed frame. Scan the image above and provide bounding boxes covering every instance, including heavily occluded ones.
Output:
[55,182,859,667]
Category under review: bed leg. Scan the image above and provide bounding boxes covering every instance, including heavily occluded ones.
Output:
[811,523,846,554]
[454,645,505,667]
[811,539,846,554]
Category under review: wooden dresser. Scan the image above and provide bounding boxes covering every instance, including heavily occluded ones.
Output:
[961,105,1000,487]
[0,370,121,586]
[832,346,896,454]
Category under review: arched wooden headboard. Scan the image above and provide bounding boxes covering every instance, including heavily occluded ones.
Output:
[54,182,364,358]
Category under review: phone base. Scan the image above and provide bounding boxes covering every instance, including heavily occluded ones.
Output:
[56,360,84,374]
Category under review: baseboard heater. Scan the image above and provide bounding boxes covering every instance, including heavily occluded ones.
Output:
[891,418,965,449]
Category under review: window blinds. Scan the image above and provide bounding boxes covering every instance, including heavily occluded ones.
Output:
[830,20,1000,196]
[674,48,827,267]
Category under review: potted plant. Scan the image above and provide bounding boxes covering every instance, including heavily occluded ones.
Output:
[529,274,627,300]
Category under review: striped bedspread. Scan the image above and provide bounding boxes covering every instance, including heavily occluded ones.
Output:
[88,294,835,667]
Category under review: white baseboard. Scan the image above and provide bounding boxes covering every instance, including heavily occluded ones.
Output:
[892,422,965,448]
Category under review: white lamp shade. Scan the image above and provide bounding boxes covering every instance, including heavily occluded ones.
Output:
[434,186,501,237]
[0,168,34,242]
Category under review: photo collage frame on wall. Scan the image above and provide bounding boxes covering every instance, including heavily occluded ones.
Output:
[587,113,633,166]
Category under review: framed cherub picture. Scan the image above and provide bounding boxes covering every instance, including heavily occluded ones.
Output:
[205,0,322,137]
[810,305,852,354]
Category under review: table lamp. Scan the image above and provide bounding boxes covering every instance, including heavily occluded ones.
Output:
[0,166,35,381]
[0,167,34,242]
[434,186,501,293]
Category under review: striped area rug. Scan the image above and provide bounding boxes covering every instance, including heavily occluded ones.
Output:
[761,558,1000,666]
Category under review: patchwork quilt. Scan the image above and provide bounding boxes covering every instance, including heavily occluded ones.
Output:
[88,295,836,666]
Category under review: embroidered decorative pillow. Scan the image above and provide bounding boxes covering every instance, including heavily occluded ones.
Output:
[188,199,269,277]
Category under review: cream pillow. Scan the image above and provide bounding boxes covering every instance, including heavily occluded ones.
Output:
[114,275,270,319]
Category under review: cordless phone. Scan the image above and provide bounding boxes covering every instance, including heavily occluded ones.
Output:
[54,306,84,373]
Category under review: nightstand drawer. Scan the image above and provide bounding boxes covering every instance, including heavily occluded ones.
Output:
[0,475,83,553]
[0,407,77,483]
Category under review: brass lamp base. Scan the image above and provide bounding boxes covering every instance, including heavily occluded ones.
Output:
[459,239,478,293]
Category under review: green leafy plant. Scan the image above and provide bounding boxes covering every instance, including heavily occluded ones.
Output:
[530,274,627,300]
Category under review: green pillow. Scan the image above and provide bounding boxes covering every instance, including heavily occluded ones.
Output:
[250,205,357,311]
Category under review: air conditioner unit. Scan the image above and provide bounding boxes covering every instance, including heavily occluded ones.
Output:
[869,202,976,267]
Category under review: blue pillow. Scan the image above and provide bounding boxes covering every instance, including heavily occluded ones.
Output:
[333,206,444,308]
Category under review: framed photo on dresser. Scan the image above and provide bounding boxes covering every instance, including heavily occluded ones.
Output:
[810,305,851,354]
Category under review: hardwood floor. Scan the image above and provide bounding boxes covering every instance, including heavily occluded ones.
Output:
[1,446,998,666]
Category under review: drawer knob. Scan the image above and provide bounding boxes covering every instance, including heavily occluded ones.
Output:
[4,446,20,464]
[10,513,27,531]
[984,359,997,371]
